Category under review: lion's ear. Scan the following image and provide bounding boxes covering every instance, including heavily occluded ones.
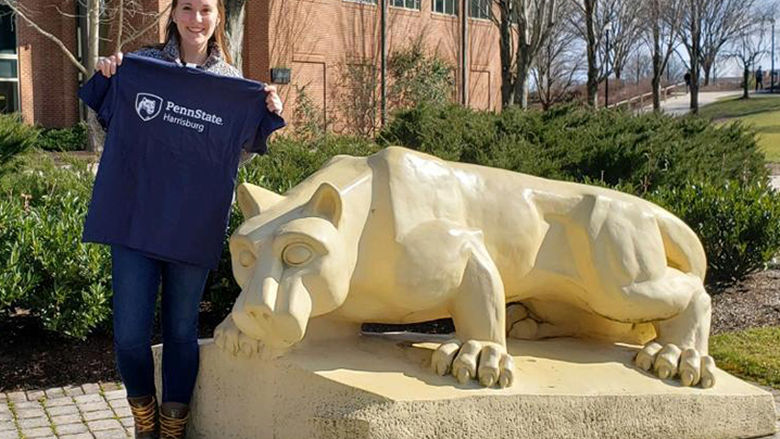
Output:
[304,182,342,227]
[236,183,285,218]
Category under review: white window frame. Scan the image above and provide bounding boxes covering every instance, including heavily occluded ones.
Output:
[432,0,459,16]
[468,0,491,20]
[390,0,421,10]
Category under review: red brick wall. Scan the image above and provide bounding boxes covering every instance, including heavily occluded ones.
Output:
[253,0,502,133]
[16,0,80,127]
[16,0,171,128]
[16,0,502,129]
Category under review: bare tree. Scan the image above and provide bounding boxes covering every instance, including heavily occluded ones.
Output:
[677,0,705,113]
[699,0,756,86]
[602,0,642,81]
[641,0,682,111]
[626,48,652,83]
[725,13,769,99]
[494,0,560,109]
[570,0,600,106]
[496,0,517,107]
[223,0,246,72]
[1,0,169,152]
[533,1,580,109]
[513,0,559,108]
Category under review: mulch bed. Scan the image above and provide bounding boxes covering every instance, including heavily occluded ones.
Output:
[1,269,778,393]
[711,269,780,334]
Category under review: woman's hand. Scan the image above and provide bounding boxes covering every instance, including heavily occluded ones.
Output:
[264,85,284,116]
[96,52,123,78]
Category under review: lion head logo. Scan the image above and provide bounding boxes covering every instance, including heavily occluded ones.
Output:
[135,93,163,122]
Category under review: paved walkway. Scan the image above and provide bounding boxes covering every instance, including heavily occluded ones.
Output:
[652,90,743,116]
[0,380,778,438]
[0,382,132,438]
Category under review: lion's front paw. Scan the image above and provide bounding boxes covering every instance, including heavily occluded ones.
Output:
[431,339,515,388]
[634,342,716,388]
[214,314,264,358]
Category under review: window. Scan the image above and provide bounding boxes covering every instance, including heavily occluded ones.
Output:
[0,6,19,113]
[469,0,491,19]
[391,0,420,9]
[0,6,15,54]
[432,0,458,16]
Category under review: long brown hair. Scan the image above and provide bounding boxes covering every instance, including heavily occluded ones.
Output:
[163,0,233,65]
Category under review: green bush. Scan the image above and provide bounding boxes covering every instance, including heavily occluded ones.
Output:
[649,181,780,286]
[387,38,455,110]
[36,122,88,152]
[379,104,768,193]
[3,104,777,339]
[0,113,39,172]
[0,151,111,339]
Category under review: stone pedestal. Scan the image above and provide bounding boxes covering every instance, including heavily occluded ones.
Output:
[152,335,776,439]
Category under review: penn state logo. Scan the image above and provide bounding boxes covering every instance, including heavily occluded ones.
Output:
[135,93,163,122]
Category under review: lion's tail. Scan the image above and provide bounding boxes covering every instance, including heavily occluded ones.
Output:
[656,213,707,281]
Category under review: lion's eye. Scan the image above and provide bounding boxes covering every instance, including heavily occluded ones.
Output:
[282,243,313,266]
[239,250,256,268]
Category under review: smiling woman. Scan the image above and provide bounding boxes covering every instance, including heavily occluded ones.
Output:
[168,0,230,66]
[85,2,287,438]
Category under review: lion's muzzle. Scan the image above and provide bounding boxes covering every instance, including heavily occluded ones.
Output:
[232,273,312,350]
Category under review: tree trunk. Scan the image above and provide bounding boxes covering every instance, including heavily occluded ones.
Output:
[652,75,661,111]
[86,111,105,153]
[224,0,246,72]
[743,67,750,99]
[651,4,662,112]
[514,42,533,109]
[688,0,700,114]
[499,1,515,109]
[585,0,598,108]
[85,0,102,153]
[703,62,712,86]
[514,63,531,109]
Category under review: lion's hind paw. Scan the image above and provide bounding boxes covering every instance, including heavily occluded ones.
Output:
[431,339,515,388]
[634,342,716,388]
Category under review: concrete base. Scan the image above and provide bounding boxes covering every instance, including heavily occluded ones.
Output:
[152,335,776,439]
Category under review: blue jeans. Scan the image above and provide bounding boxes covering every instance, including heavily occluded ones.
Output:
[111,245,210,404]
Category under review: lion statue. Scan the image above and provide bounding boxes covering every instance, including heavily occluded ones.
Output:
[214,147,716,389]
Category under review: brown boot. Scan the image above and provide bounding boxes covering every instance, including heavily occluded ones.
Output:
[160,402,190,439]
[127,395,158,439]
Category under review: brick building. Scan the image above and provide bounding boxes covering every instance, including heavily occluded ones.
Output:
[1,0,502,130]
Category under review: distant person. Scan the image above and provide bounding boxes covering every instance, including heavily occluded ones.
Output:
[756,66,764,91]
[684,71,691,94]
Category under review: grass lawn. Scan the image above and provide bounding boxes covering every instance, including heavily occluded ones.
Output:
[697,95,780,162]
[710,326,780,389]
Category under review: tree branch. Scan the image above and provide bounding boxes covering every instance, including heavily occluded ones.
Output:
[119,3,171,48]
[2,0,87,75]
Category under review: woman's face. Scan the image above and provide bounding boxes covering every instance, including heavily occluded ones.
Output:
[172,0,220,48]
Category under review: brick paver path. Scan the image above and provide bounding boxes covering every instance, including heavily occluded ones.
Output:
[0,382,132,439]
[0,381,778,438]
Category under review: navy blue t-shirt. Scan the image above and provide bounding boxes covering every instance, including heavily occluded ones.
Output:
[78,53,286,269]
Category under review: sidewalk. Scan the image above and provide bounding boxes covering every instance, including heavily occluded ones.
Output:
[0,383,132,439]
[653,90,742,116]
[0,380,778,438]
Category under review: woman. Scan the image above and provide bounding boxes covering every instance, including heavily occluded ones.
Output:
[93,1,283,437]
